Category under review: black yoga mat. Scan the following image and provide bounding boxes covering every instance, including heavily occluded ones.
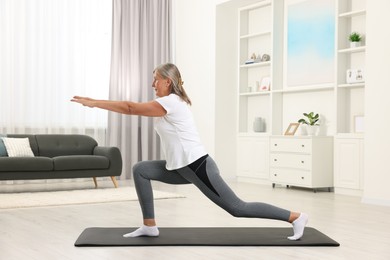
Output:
[74,227,339,247]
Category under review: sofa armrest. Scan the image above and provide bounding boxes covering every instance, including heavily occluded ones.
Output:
[93,146,122,176]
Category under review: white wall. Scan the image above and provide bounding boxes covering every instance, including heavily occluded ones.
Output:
[214,2,238,179]
[173,0,216,156]
[362,0,390,206]
[174,0,259,178]
[215,0,261,179]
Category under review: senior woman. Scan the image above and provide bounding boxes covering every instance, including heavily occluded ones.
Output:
[71,63,308,240]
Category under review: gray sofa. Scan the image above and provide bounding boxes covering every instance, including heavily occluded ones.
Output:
[0,134,122,188]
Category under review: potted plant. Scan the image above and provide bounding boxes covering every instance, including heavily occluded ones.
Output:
[349,32,362,48]
[298,112,320,135]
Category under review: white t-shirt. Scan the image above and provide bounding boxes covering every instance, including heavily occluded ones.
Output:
[155,94,207,170]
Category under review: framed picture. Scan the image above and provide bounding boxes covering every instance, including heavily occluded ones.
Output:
[354,115,364,133]
[259,76,271,91]
[285,0,335,87]
[284,123,300,136]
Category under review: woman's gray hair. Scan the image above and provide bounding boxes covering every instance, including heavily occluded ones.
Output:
[154,63,192,105]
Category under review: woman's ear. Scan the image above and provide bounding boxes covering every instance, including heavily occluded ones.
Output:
[166,78,172,87]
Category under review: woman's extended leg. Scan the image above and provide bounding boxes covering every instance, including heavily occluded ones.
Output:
[177,155,308,240]
[123,160,190,237]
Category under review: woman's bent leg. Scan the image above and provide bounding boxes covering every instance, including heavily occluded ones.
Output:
[124,160,190,238]
[132,160,190,219]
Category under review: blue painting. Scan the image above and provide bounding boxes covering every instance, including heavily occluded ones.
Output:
[286,0,335,87]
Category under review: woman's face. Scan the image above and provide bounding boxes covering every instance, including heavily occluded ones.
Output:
[152,71,171,97]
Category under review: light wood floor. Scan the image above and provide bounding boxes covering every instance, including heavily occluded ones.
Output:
[1,179,390,260]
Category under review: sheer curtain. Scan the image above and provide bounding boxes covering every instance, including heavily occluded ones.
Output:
[0,0,112,184]
[108,0,172,179]
[0,0,111,141]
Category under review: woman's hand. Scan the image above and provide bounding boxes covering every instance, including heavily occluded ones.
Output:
[71,96,96,108]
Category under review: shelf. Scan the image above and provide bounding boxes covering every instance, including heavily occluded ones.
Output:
[238,132,269,137]
[240,31,271,39]
[239,0,271,11]
[339,9,366,18]
[273,84,334,94]
[240,61,271,68]
[240,91,270,96]
[338,83,365,88]
[338,46,366,54]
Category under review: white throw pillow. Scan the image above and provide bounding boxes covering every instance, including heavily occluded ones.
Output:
[2,137,35,157]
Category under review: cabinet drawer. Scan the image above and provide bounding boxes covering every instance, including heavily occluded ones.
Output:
[270,168,311,186]
[270,154,311,170]
[270,138,312,153]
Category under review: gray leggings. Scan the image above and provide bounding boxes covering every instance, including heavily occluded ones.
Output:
[132,155,290,222]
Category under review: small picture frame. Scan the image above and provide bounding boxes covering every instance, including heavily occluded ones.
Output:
[259,76,271,91]
[284,123,300,136]
[354,115,364,133]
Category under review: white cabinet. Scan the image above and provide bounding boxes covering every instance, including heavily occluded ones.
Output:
[237,135,269,181]
[334,136,364,195]
[269,136,333,191]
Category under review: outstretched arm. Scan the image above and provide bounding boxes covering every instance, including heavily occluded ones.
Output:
[71,96,166,117]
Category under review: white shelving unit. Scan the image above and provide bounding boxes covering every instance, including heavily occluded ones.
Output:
[236,0,283,183]
[334,0,366,195]
[335,0,366,134]
[235,0,366,194]
[237,1,273,135]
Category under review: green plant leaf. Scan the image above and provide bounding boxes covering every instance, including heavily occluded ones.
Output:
[300,112,320,126]
[349,32,361,42]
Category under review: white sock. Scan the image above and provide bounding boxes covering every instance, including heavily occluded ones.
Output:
[123,225,159,238]
[287,213,308,241]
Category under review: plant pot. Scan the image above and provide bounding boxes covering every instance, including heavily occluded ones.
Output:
[306,125,319,136]
[350,41,361,48]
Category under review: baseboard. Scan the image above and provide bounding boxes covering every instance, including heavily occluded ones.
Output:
[361,197,390,207]
[334,187,363,197]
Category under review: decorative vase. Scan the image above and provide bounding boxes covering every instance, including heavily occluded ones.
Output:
[253,117,265,132]
[300,124,308,136]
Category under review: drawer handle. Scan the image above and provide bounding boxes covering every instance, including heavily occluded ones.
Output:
[301,144,305,148]
[274,174,277,176]
[274,159,277,162]
[301,160,304,164]
[274,143,278,146]
[301,177,304,179]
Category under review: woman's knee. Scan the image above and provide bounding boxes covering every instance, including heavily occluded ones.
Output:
[224,201,247,217]
[132,160,166,180]
[132,161,148,178]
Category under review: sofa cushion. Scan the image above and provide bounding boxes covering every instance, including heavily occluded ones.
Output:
[35,135,98,157]
[7,135,39,155]
[0,134,7,156]
[53,155,109,171]
[0,157,53,172]
[2,137,35,157]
